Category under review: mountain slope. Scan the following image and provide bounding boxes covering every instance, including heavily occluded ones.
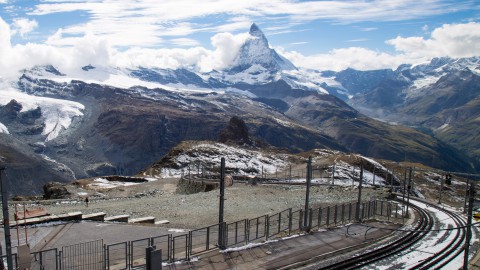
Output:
[338,58,480,165]
[0,25,477,195]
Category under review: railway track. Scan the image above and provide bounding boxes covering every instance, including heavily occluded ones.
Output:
[317,201,433,270]
[405,200,467,270]
[312,197,468,270]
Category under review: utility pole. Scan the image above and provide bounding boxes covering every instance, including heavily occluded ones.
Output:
[303,157,312,231]
[406,167,412,218]
[402,168,407,223]
[0,167,13,270]
[356,161,364,221]
[463,183,475,270]
[331,164,335,186]
[438,174,445,204]
[218,158,226,250]
[372,166,376,186]
[464,178,470,213]
[390,167,394,190]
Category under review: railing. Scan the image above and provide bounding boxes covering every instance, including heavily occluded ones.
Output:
[1,199,402,269]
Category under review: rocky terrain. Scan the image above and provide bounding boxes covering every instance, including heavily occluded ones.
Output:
[14,178,391,229]
[6,142,470,230]
[0,24,477,197]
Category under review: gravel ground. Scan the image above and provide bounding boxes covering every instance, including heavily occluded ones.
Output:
[15,178,391,229]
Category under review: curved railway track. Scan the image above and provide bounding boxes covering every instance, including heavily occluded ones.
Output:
[318,202,433,270]
[315,197,468,270]
[407,200,467,270]
[184,174,470,269]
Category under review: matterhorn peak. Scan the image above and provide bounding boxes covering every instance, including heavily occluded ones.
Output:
[249,23,264,38]
[228,23,296,73]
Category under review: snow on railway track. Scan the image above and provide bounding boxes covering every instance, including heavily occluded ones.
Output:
[368,198,475,269]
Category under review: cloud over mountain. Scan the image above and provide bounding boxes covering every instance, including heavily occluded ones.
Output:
[0,16,479,78]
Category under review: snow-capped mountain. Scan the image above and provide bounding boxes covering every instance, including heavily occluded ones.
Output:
[316,56,480,165]
[228,23,296,73]
[0,24,477,195]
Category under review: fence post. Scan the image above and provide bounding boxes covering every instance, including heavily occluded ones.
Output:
[234,221,238,246]
[308,208,313,229]
[288,208,292,235]
[299,210,304,230]
[103,244,107,270]
[326,206,330,226]
[188,231,193,259]
[348,203,352,221]
[246,219,250,244]
[318,208,322,229]
[278,212,282,233]
[206,227,210,250]
[265,215,270,241]
[334,205,338,225]
[167,235,172,263]
[387,203,391,222]
[58,250,62,270]
[341,204,345,224]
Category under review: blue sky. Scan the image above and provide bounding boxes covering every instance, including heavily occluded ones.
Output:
[0,0,479,74]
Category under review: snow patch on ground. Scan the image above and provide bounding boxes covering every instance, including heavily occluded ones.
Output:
[88,177,157,190]
[370,200,468,269]
[409,75,440,90]
[40,154,76,179]
[221,234,303,253]
[0,122,9,134]
[156,142,291,178]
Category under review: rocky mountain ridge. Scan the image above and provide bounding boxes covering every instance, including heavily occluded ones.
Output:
[0,24,477,195]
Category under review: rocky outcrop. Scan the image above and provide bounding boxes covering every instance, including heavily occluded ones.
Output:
[176,178,218,194]
[218,116,252,145]
[0,100,22,123]
[43,182,71,199]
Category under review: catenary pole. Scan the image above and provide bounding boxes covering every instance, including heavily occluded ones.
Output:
[406,167,413,218]
[463,183,475,270]
[218,158,226,250]
[356,161,364,221]
[0,167,13,270]
[304,157,312,230]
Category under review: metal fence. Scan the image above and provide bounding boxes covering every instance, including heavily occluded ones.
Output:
[1,199,401,269]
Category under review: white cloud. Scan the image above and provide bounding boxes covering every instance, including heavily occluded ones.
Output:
[170,38,201,47]
[1,16,479,80]
[0,17,12,58]
[360,27,378,32]
[206,32,250,71]
[387,22,480,59]
[25,0,474,48]
[279,47,406,71]
[12,18,38,37]
[280,22,480,71]
[0,17,113,78]
[347,38,368,42]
